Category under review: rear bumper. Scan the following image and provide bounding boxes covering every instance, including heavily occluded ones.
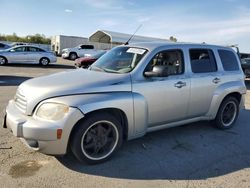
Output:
[4,100,84,155]
[50,56,57,63]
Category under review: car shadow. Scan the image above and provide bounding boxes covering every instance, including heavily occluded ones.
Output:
[56,109,250,180]
[3,63,75,69]
[0,75,32,86]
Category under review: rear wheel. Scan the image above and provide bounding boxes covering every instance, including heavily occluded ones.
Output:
[214,97,239,129]
[70,113,123,164]
[40,57,50,66]
[0,56,7,65]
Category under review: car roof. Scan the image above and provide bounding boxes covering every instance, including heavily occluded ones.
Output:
[11,45,46,50]
[126,42,234,52]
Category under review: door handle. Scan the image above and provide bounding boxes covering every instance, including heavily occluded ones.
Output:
[174,81,186,88]
[212,77,220,84]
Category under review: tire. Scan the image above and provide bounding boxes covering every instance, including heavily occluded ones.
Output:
[70,113,123,164]
[69,52,77,60]
[214,97,239,129]
[0,56,7,65]
[82,64,90,69]
[39,57,50,66]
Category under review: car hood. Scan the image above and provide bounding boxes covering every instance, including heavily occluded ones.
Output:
[63,47,78,52]
[18,69,132,114]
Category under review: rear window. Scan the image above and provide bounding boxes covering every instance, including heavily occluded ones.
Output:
[218,49,239,71]
[190,49,217,73]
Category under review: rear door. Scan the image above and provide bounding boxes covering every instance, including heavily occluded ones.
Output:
[26,47,42,63]
[187,48,221,118]
[78,45,95,57]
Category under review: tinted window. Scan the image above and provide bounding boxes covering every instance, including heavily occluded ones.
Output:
[0,43,5,48]
[146,50,184,76]
[13,47,26,52]
[38,48,45,52]
[80,45,94,49]
[28,47,38,52]
[218,50,239,71]
[190,49,217,73]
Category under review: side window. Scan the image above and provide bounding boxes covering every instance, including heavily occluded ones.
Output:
[28,47,38,52]
[146,50,184,76]
[13,47,25,52]
[190,49,217,73]
[80,45,94,49]
[218,49,239,71]
[38,48,45,52]
[0,43,4,48]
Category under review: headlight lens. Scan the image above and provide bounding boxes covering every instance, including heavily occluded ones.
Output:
[36,103,69,120]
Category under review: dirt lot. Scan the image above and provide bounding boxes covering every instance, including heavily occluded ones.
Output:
[1,58,250,188]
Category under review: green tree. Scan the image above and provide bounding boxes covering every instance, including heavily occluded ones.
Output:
[0,33,51,44]
[169,36,177,42]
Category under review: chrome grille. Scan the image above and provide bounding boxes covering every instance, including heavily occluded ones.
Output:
[15,89,27,113]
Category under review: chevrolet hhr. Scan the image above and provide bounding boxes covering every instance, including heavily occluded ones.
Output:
[3,42,246,164]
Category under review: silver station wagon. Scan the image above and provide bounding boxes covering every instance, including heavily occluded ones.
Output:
[3,42,246,164]
[0,45,57,66]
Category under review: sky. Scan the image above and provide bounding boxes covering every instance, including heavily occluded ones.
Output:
[1,0,250,52]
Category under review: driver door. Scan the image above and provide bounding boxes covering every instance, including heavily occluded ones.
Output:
[132,49,190,127]
[8,46,28,63]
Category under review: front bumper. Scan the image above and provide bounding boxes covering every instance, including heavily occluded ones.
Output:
[4,100,84,155]
[62,52,69,59]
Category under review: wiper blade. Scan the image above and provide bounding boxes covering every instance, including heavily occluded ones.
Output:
[89,65,106,72]
[89,66,120,74]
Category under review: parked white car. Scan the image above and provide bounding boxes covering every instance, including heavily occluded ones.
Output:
[62,44,102,60]
[0,45,57,66]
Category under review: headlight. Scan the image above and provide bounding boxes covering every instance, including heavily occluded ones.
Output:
[36,103,69,120]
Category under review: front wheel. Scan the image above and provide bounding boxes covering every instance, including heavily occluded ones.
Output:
[214,97,239,129]
[0,56,7,65]
[70,113,123,164]
[69,53,77,60]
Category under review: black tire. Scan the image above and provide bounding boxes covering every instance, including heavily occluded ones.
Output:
[69,52,78,60]
[214,97,239,129]
[0,56,7,65]
[82,63,90,69]
[39,57,50,66]
[70,113,123,164]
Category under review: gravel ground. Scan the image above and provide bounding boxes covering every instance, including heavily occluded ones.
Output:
[0,58,250,188]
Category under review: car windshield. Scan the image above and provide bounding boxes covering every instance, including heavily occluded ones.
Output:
[90,46,147,73]
[245,59,250,63]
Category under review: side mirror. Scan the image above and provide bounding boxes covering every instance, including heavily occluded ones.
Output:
[144,65,168,77]
[9,49,15,52]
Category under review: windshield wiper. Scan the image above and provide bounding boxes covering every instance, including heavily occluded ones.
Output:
[89,66,121,74]
[89,65,106,72]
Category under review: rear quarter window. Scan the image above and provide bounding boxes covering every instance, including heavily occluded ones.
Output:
[218,49,239,71]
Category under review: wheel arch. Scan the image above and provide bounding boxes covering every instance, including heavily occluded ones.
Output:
[0,55,8,64]
[208,91,244,119]
[207,80,246,119]
[69,51,78,58]
[67,107,129,153]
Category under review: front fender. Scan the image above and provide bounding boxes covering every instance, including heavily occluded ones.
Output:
[207,80,246,118]
[42,92,138,139]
